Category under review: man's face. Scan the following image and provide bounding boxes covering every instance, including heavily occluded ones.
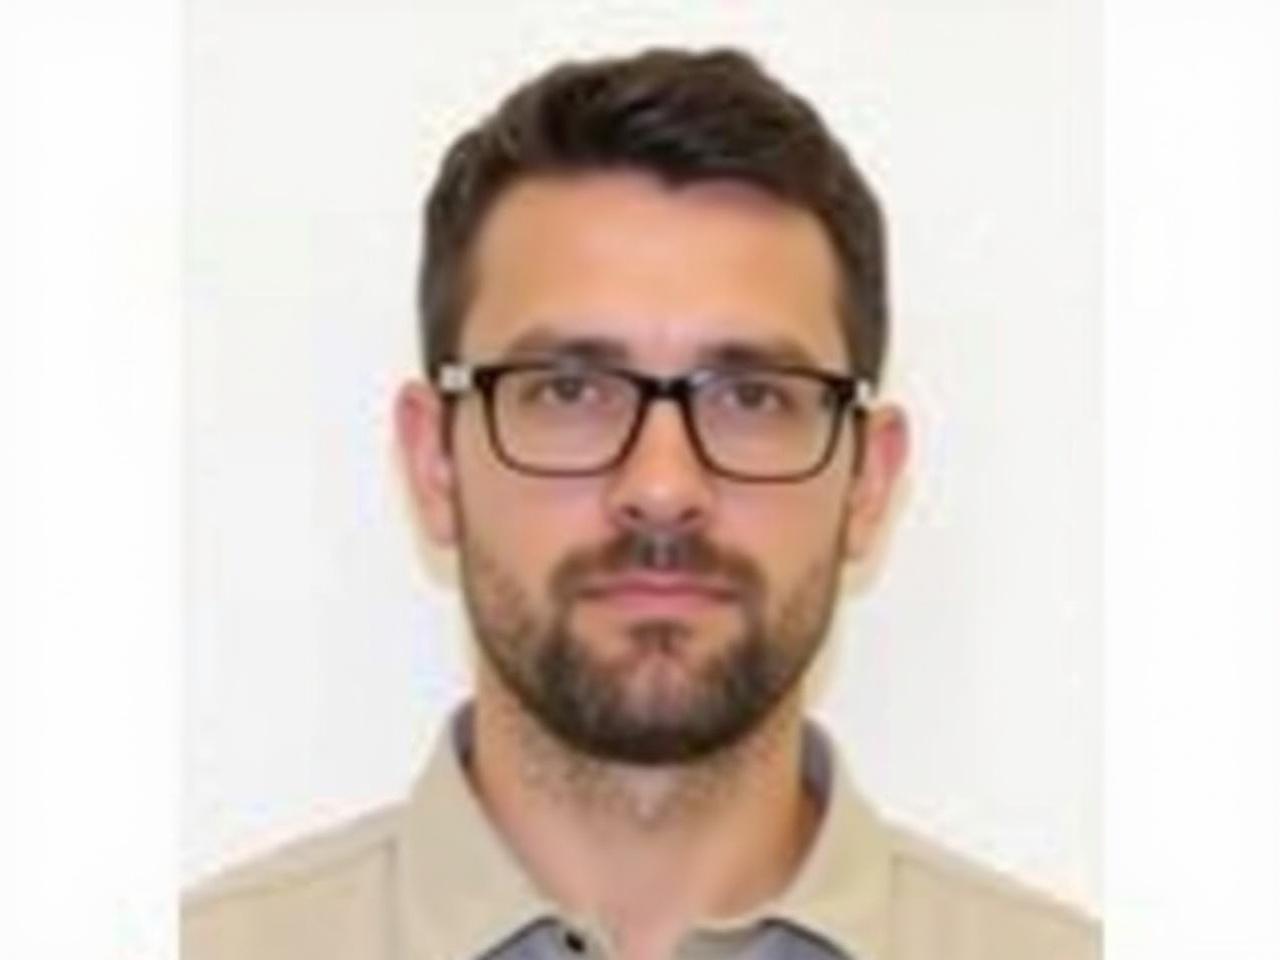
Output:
[399,172,906,765]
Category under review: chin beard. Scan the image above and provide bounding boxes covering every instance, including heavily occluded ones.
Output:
[458,526,840,766]
[514,613,798,764]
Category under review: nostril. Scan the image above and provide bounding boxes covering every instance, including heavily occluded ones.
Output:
[616,502,707,535]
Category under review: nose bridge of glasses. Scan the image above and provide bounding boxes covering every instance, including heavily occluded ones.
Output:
[631,369,696,404]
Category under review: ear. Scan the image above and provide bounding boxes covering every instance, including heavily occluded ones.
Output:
[394,379,459,547]
[843,403,910,561]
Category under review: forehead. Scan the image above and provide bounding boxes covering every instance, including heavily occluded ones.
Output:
[459,171,848,370]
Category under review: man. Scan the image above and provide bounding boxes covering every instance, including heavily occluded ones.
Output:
[183,47,1099,960]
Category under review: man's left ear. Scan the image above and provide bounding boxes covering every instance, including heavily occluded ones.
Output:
[843,404,910,561]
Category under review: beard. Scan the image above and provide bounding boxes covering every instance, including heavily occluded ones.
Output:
[457,519,843,766]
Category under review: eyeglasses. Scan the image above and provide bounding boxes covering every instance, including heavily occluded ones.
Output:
[436,360,873,482]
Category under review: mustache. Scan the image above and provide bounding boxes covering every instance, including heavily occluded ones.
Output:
[549,528,764,602]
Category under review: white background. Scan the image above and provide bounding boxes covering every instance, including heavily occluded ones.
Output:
[8,2,1280,957]
[183,0,1102,911]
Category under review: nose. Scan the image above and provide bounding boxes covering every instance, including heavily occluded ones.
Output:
[603,397,716,535]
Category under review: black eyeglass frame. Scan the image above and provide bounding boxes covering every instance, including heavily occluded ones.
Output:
[436,360,875,483]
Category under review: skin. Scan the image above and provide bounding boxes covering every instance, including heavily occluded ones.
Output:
[396,171,909,960]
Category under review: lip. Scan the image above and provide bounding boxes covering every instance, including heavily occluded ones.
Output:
[583,576,737,599]
[578,575,738,608]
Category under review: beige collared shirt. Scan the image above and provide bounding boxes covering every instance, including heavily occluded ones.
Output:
[183,705,1099,960]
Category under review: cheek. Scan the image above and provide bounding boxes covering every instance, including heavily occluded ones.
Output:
[453,422,605,577]
[721,482,849,581]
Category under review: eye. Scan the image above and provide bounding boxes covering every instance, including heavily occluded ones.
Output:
[516,369,622,410]
[716,376,793,413]
[539,374,591,404]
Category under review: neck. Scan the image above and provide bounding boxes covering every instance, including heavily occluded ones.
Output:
[467,669,819,959]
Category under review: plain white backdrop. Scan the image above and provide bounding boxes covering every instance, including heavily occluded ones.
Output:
[183,0,1101,910]
[6,1,1280,958]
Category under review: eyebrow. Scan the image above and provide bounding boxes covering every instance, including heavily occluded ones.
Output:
[495,325,824,369]
[696,338,820,369]
[499,328,629,364]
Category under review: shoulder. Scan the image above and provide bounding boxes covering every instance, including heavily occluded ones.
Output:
[883,823,1101,960]
[181,805,403,960]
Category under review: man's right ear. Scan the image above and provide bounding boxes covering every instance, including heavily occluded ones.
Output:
[394,380,458,547]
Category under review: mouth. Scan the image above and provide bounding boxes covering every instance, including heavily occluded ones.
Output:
[576,575,739,615]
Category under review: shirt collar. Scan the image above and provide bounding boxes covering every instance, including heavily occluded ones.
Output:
[393,704,556,960]
[755,721,893,958]
[393,703,891,960]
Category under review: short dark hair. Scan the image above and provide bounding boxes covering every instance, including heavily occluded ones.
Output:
[417,47,888,386]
